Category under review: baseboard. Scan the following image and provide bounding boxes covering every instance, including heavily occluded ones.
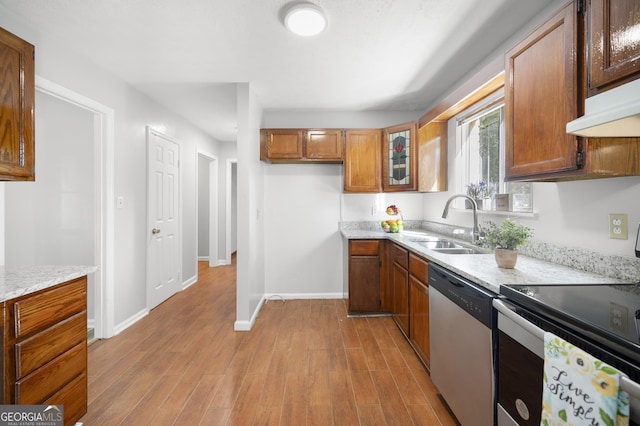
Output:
[234,295,267,331]
[264,292,344,301]
[113,308,149,336]
[182,274,198,290]
[197,256,209,261]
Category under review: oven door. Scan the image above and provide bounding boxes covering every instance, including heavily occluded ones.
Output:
[494,299,640,426]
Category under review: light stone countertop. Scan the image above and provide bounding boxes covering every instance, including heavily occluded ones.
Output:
[341,227,633,294]
[0,265,98,302]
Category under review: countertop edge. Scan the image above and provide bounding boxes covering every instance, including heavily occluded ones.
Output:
[0,265,99,302]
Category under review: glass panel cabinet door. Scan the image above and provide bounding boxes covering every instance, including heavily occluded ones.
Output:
[383,122,417,192]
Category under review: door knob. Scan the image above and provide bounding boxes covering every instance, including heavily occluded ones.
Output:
[152,228,161,234]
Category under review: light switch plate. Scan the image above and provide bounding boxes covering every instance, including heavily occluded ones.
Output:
[609,213,628,239]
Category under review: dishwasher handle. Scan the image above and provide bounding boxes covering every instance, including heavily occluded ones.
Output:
[493,299,640,399]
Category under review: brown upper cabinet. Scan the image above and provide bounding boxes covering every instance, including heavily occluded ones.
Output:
[587,0,640,96]
[260,128,342,163]
[382,122,417,192]
[0,26,35,181]
[504,2,579,180]
[343,129,382,192]
[505,1,640,181]
[417,120,447,192]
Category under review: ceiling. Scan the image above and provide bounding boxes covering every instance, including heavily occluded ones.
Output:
[0,0,556,143]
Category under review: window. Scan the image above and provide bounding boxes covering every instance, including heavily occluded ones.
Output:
[456,91,532,212]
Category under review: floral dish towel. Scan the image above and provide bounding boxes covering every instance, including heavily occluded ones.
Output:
[542,332,630,426]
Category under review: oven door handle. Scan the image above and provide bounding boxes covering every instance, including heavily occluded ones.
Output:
[493,299,640,399]
[493,298,544,339]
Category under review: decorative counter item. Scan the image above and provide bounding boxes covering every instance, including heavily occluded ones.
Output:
[494,194,512,211]
[465,181,491,210]
[381,204,403,233]
[479,218,533,268]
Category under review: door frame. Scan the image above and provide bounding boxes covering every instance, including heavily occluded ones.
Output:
[35,76,116,339]
[225,158,238,264]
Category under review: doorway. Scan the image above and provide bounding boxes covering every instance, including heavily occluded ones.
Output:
[197,151,218,269]
[5,76,115,339]
[225,159,238,264]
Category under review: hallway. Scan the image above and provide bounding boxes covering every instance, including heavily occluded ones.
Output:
[80,259,457,425]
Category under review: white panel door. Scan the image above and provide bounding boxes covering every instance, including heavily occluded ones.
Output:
[147,127,181,310]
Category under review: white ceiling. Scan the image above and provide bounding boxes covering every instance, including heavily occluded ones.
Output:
[0,0,555,142]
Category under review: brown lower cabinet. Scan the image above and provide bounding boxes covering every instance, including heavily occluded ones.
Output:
[390,242,409,337]
[3,276,88,425]
[409,253,430,368]
[348,240,381,313]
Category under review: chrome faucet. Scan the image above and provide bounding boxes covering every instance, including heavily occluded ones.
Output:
[442,194,481,243]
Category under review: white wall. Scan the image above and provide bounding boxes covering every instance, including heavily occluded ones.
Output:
[0,7,222,331]
[235,83,265,330]
[264,164,343,296]
[5,92,94,267]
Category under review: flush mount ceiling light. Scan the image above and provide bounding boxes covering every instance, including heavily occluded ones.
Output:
[284,3,327,37]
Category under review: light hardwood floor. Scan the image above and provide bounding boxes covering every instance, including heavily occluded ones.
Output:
[80,258,458,425]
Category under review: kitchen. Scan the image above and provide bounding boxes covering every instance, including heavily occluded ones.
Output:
[1,0,640,425]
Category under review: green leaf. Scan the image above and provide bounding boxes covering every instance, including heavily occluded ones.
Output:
[600,366,618,375]
[559,410,567,421]
[599,408,614,426]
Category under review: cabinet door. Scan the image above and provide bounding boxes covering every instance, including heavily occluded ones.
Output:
[409,276,430,368]
[306,129,342,160]
[392,262,409,336]
[0,27,35,181]
[504,2,580,180]
[418,120,447,192]
[587,0,640,96]
[382,122,417,192]
[344,129,382,192]
[348,240,381,313]
[262,129,303,160]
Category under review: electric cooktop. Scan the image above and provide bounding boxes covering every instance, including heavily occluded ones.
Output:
[500,282,640,367]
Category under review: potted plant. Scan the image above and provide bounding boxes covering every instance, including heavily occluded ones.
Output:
[479,218,532,268]
[465,181,491,209]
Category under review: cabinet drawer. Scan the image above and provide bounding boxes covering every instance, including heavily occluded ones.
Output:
[15,312,87,378]
[44,372,87,426]
[15,341,86,404]
[350,240,379,256]
[409,254,429,283]
[390,243,408,269]
[14,277,86,338]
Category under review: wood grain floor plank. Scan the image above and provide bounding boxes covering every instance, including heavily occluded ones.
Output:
[371,369,415,425]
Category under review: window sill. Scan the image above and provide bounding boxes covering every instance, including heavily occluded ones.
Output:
[452,207,538,219]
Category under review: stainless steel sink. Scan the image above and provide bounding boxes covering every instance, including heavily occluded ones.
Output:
[409,237,486,254]
[431,247,484,255]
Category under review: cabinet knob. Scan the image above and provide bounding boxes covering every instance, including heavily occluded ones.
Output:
[152,228,161,235]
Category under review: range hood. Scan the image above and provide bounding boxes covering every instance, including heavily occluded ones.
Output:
[566,78,640,137]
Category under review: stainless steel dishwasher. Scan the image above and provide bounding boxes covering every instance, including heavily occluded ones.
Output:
[429,263,496,426]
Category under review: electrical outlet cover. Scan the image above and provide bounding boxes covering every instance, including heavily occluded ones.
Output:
[609,213,628,239]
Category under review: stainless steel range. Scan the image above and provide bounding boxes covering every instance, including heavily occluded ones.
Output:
[495,283,640,425]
